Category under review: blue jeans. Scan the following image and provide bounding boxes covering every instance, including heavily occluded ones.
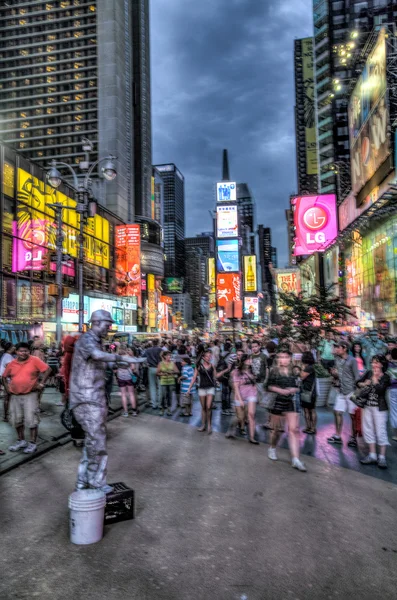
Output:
[148,367,160,408]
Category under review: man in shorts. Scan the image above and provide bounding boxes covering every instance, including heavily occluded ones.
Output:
[327,340,360,446]
[3,342,51,454]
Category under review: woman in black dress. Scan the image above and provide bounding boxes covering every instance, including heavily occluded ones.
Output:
[267,350,306,471]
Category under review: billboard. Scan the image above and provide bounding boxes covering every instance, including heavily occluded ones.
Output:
[115,224,141,304]
[244,297,259,321]
[302,38,318,176]
[275,269,300,312]
[208,257,216,294]
[216,205,238,238]
[292,195,337,256]
[243,255,257,292]
[216,273,241,307]
[12,219,48,272]
[147,273,156,329]
[216,239,239,272]
[217,182,236,202]
[348,29,390,196]
[164,277,183,293]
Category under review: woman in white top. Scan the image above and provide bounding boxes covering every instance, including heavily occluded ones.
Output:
[0,343,16,423]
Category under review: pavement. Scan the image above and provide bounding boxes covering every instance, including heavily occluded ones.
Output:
[1,409,396,600]
[2,388,397,483]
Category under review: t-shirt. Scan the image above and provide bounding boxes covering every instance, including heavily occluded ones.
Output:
[232,370,256,402]
[180,365,196,394]
[159,361,177,386]
[3,355,49,395]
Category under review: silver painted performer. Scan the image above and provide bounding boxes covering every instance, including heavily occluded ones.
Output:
[69,310,145,493]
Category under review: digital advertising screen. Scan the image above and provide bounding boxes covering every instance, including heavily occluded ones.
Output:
[115,224,141,304]
[292,194,337,256]
[217,182,237,202]
[243,255,257,292]
[244,297,259,321]
[216,273,241,307]
[216,239,240,272]
[217,205,238,238]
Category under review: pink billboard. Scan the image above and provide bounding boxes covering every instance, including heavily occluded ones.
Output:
[12,220,48,272]
[292,195,338,256]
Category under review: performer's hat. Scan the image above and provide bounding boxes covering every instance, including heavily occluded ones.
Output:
[89,309,115,323]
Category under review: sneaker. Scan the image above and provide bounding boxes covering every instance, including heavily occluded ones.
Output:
[8,440,28,452]
[131,411,138,417]
[23,442,37,454]
[391,436,397,442]
[347,437,358,448]
[292,458,307,472]
[377,456,388,469]
[159,408,164,415]
[268,448,278,461]
[360,455,377,465]
[327,435,343,444]
[166,409,172,416]
[122,411,129,417]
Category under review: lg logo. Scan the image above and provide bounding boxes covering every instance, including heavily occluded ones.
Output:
[303,206,328,245]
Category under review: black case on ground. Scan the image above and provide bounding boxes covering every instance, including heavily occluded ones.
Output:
[104,482,135,525]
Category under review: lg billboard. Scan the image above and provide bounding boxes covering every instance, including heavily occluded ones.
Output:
[292,195,337,256]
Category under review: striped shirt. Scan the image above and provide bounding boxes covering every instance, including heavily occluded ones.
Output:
[181,365,196,394]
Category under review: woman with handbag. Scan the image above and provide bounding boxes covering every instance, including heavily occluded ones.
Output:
[355,354,390,468]
[116,348,138,417]
[226,354,259,444]
[267,349,307,472]
[187,350,228,434]
[300,351,317,435]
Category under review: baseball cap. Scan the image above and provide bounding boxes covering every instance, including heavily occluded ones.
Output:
[89,309,115,323]
[335,340,349,350]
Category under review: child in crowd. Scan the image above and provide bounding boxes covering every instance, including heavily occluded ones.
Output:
[179,357,196,417]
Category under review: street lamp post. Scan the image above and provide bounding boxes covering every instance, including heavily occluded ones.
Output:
[47,139,117,334]
[47,203,66,345]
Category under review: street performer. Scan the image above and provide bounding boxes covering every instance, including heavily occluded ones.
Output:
[69,309,145,493]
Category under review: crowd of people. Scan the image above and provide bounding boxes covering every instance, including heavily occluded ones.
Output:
[1,326,397,473]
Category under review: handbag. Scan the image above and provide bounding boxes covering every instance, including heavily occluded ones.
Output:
[262,391,276,409]
[130,371,138,384]
[301,379,316,404]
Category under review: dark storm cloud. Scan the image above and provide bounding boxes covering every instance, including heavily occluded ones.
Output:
[151,0,313,265]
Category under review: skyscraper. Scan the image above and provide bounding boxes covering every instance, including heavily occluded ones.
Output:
[132,0,152,218]
[237,183,256,255]
[185,234,214,328]
[294,38,319,195]
[154,163,185,279]
[313,0,393,198]
[0,0,152,222]
[258,225,275,306]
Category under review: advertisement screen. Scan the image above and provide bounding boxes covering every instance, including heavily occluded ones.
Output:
[216,273,241,307]
[217,182,236,202]
[164,277,183,293]
[208,257,216,294]
[216,239,239,272]
[217,205,238,238]
[244,255,257,292]
[292,195,337,256]
[348,29,390,196]
[275,269,300,312]
[115,224,141,304]
[244,297,259,321]
[302,38,318,176]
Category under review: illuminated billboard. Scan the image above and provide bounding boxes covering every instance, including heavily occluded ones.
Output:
[292,195,337,256]
[275,269,300,312]
[208,257,216,293]
[216,273,241,307]
[244,255,257,292]
[244,297,259,321]
[302,38,318,176]
[115,224,141,304]
[217,182,236,202]
[217,205,238,238]
[348,29,390,196]
[216,239,239,272]
[164,277,183,293]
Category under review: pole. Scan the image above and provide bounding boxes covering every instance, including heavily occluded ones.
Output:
[78,194,85,332]
[55,208,63,345]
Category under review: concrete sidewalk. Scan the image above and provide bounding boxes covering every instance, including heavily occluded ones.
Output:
[0,413,396,600]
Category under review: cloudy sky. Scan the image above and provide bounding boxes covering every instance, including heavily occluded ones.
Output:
[151,0,313,266]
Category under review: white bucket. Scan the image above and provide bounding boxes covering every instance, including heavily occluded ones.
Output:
[69,489,106,545]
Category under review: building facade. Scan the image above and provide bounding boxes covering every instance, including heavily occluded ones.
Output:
[154,163,185,279]
[237,183,256,255]
[294,37,319,195]
[313,0,394,198]
[184,234,214,328]
[0,0,152,223]
[169,293,192,328]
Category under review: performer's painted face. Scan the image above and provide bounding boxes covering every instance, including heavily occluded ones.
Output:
[93,320,113,338]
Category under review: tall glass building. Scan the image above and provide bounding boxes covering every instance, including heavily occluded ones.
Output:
[154,164,185,279]
[0,0,152,222]
[313,0,395,198]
